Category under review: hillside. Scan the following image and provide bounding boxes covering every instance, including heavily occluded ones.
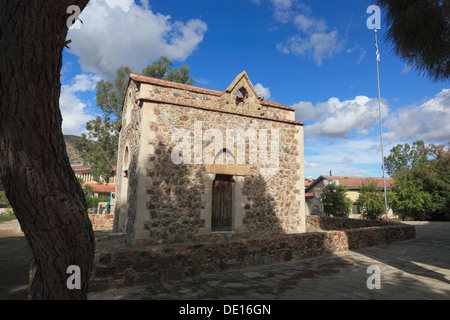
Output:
[64,135,84,165]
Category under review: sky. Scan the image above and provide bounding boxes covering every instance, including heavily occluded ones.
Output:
[61,0,449,179]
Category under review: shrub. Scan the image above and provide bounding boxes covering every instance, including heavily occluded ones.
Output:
[357,180,387,220]
[322,182,352,217]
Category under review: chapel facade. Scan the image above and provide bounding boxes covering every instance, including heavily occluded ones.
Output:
[113,71,306,246]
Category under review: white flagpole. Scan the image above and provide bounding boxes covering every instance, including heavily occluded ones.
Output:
[374,29,389,219]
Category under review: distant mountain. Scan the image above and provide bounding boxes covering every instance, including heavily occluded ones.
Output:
[64,135,84,165]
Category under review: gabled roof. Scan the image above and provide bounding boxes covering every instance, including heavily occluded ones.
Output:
[305,175,395,193]
[128,73,295,111]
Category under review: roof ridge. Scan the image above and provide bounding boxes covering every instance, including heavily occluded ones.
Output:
[129,73,294,111]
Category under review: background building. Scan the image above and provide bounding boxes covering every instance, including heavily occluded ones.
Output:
[305,175,396,218]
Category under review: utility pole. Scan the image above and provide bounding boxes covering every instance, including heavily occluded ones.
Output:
[374,29,389,219]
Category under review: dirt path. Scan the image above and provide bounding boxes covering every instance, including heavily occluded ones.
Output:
[0,219,113,300]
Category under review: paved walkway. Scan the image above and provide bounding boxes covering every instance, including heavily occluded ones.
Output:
[88,221,450,300]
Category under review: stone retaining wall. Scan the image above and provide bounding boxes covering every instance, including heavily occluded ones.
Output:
[89,214,114,231]
[306,215,393,230]
[89,216,415,291]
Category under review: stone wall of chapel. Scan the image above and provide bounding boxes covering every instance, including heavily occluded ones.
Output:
[138,82,295,122]
[113,80,141,245]
[139,101,304,245]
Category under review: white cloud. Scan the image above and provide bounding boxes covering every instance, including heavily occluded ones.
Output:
[60,74,101,135]
[68,0,207,79]
[401,64,412,74]
[276,6,344,66]
[270,0,295,22]
[357,129,370,135]
[293,14,327,34]
[347,44,366,63]
[300,89,450,178]
[342,157,353,164]
[293,96,388,138]
[305,161,320,168]
[104,0,133,12]
[304,137,387,178]
[66,74,101,93]
[384,88,450,142]
[254,83,271,100]
[307,139,385,165]
[277,32,344,66]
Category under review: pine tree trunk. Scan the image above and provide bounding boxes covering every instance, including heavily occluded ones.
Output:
[0,0,93,299]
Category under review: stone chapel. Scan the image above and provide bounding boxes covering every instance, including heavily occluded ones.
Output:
[113,71,306,246]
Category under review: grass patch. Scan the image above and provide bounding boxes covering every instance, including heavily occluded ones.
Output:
[0,211,16,223]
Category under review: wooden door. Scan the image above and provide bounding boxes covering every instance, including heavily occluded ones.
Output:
[212,175,233,231]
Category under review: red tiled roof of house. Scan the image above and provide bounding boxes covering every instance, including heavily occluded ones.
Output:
[72,166,91,171]
[304,179,314,187]
[83,183,116,194]
[321,175,395,189]
[72,165,117,170]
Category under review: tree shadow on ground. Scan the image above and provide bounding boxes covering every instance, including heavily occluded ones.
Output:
[352,222,450,287]
[0,233,31,300]
[308,217,450,287]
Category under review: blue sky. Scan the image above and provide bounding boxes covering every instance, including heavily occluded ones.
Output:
[61,0,449,179]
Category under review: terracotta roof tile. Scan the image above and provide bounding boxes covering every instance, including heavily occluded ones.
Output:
[83,183,116,194]
[129,73,295,111]
[321,175,395,189]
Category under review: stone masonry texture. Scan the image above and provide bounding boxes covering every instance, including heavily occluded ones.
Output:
[89,216,415,291]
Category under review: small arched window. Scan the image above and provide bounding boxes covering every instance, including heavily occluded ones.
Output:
[123,146,130,177]
[236,87,248,108]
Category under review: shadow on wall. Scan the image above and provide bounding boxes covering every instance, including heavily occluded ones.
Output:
[143,143,203,244]
[125,151,138,243]
[243,174,285,235]
[135,142,287,244]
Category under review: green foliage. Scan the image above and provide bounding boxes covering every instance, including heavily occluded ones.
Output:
[74,115,118,183]
[75,66,130,183]
[0,176,10,208]
[75,57,195,182]
[377,0,449,82]
[96,66,132,120]
[0,192,10,208]
[385,141,450,220]
[77,177,92,196]
[86,195,110,211]
[322,182,352,217]
[142,57,195,85]
[384,140,427,177]
[390,170,432,221]
[76,177,109,212]
[357,180,387,220]
[0,211,16,223]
